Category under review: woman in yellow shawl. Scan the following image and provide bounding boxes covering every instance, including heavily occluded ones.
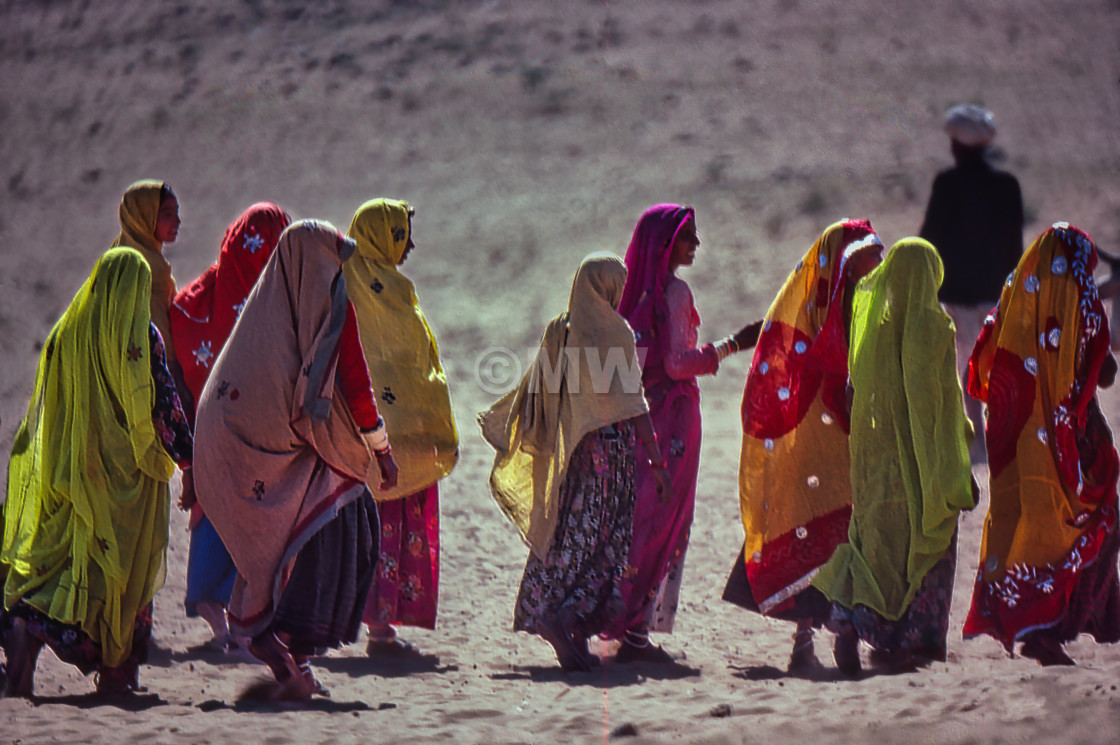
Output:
[344,199,458,655]
[963,222,1120,666]
[724,218,882,672]
[811,238,976,676]
[2,248,194,697]
[480,253,670,671]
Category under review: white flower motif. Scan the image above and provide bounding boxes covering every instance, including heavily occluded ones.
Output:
[795,526,808,539]
[985,556,999,573]
[1037,426,1048,445]
[243,232,265,253]
[1048,328,1061,349]
[1051,256,1067,275]
[760,361,769,374]
[1024,275,1040,293]
[819,253,828,268]
[795,261,803,272]
[807,475,819,488]
[764,439,774,451]
[752,551,763,563]
[1005,273,1014,288]
[233,300,246,318]
[763,320,772,332]
[777,387,791,401]
[193,340,213,367]
[1024,357,1039,375]
[794,341,807,354]
[821,412,833,425]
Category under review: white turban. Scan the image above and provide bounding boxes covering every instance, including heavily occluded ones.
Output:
[944,104,997,147]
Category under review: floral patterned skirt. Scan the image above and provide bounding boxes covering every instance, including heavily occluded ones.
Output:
[514,421,636,637]
[827,533,958,660]
[7,600,152,677]
[363,484,440,630]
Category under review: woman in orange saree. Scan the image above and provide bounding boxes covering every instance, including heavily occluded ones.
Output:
[963,222,1120,665]
[723,219,882,671]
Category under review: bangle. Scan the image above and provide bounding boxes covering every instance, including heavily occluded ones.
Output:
[374,444,392,457]
[650,457,667,469]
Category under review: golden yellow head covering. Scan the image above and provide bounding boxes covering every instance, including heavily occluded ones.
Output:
[963,223,1119,647]
[479,252,650,558]
[111,179,178,362]
[344,199,458,500]
[4,248,176,667]
[737,219,881,613]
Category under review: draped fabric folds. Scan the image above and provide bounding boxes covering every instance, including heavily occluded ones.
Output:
[812,238,975,621]
[3,248,176,667]
[480,252,649,560]
[344,198,458,501]
[193,220,372,637]
[963,223,1120,648]
[111,180,178,363]
[736,219,881,614]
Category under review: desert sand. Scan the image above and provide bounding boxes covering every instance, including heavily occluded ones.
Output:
[3,1,1120,743]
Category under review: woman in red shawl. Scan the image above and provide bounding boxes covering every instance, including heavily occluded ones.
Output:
[169,203,291,651]
[608,204,761,661]
[963,222,1120,666]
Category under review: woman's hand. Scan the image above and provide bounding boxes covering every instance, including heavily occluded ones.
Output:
[733,320,764,352]
[375,449,399,491]
[178,468,197,511]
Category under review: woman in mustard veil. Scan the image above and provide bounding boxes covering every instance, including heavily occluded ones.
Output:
[344,199,459,655]
[480,253,670,671]
[811,238,976,675]
[724,219,882,671]
[2,248,193,697]
[963,223,1120,665]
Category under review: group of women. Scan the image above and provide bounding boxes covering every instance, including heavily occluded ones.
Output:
[0,184,1116,702]
[485,207,1119,677]
[1,183,457,699]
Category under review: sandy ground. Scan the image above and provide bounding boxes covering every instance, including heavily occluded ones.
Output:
[2,1,1120,743]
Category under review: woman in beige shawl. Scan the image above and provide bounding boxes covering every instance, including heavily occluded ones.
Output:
[480,253,670,671]
[193,219,398,699]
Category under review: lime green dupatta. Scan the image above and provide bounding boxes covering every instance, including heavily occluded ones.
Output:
[3,248,176,667]
[812,239,974,620]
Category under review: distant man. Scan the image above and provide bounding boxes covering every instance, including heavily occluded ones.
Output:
[920,103,1024,461]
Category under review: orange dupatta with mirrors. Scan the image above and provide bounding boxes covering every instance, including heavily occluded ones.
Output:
[963,222,1120,648]
[734,219,882,614]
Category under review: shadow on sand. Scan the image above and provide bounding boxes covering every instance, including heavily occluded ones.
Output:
[489,658,701,688]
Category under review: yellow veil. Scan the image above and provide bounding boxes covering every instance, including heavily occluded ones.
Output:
[111,179,178,363]
[479,252,650,559]
[344,199,458,500]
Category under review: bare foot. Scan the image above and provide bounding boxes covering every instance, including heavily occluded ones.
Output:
[536,619,592,672]
[293,656,330,697]
[366,624,421,657]
[249,631,304,685]
[3,618,42,698]
[196,600,230,644]
[614,639,678,664]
